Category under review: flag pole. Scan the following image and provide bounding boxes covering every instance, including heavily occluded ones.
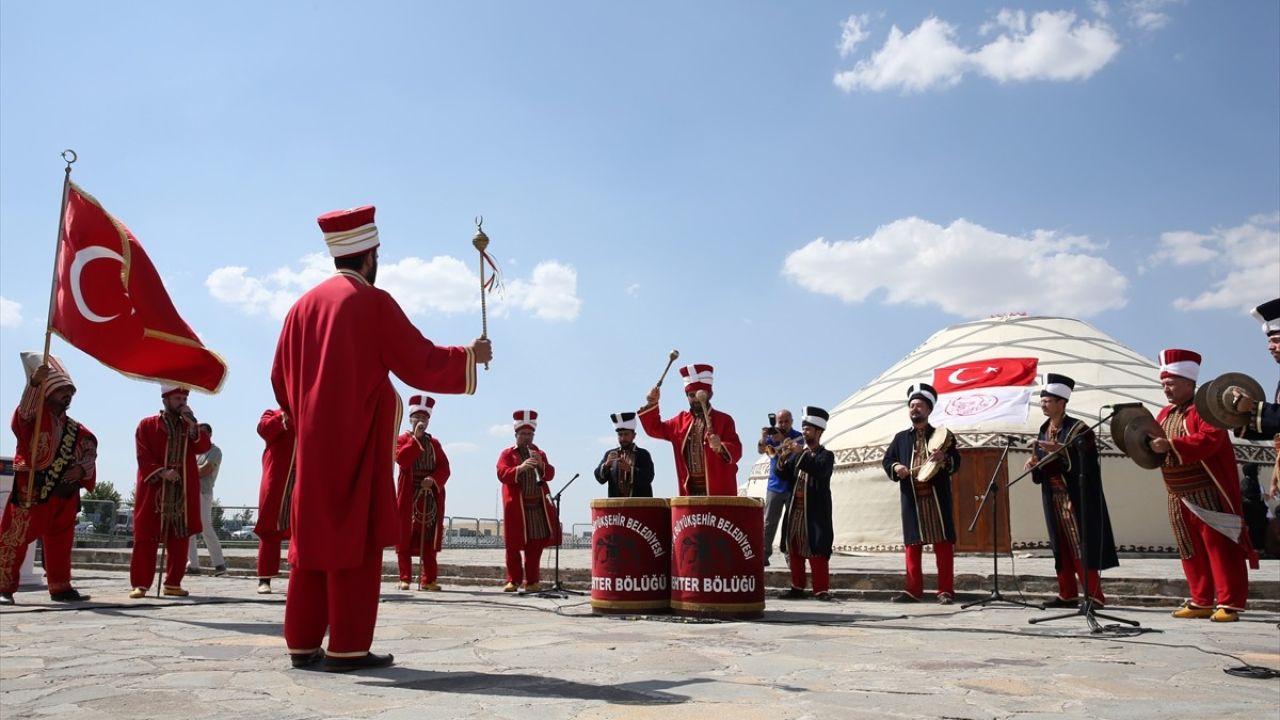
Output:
[22,150,77,508]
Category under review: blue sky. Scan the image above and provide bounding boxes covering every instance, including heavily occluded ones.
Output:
[1,1,1277,528]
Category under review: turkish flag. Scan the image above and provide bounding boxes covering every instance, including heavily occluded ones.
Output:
[932,358,1038,394]
[931,357,1038,428]
[50,183,228,393]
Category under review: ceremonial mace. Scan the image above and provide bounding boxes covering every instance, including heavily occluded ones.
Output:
[655,349,680,387]
[473,217,493,371]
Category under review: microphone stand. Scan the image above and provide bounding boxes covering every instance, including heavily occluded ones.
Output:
[533,472,585,598]
[962,435,1035,609]
[1024,405,1139,632]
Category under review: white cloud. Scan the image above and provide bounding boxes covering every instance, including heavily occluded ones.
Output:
[443,441,478,454]
[626,283,641,297]
[1126,0,1177,31]
[1147,213,1280,312]
[1089,0,1111,19]
[499,261,582,321]
[207,254,581,322]
[0,296,22,328]
[781,217,1129,318]
[838,14,872,57]
[834,10,1120,93]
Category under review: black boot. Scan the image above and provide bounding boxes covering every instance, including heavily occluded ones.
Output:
[323,652,395,673]
[49,588,91,602]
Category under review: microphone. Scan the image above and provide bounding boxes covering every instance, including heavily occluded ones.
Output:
[1004,434,1022,446]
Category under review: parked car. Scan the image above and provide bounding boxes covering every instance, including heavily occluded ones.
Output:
[74,521,96,536]
[230,528,257,541]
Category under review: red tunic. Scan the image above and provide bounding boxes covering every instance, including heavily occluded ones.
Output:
[10,385,97,499]
[638,404,742,496]
[271,271,475,571]
[394,432,450,554]
[1157,402,1254,553]
[496,444,561,550]
[253,409,295,539]
[134,413,210,540]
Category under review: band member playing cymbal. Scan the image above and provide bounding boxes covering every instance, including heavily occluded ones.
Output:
[1227,298,1280,498]
[395,395,450,591]
[775,407,835,601]
[639,364,742,496]
[1149,349,1256,622]
[1024,373,1118,608]
[882,383,960,604]
[496,411,560,592]
[594,412,655,498]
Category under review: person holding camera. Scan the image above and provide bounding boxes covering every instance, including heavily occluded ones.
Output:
[758,409,801,567]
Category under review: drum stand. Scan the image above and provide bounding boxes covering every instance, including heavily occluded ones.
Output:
[1025,406,1140,632]
[532,472,585,598]
[963,435,1037,609]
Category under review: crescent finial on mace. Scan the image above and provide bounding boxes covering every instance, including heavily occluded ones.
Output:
[473,217,491,371]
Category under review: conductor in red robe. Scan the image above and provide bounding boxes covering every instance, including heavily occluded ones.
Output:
[1148,349,1256,623]
[0,356,97,605]
[639,364,742,496]
[395,395,451,591]
[130,385,210,598]
[253,408,294,595]
[496,410,560,592]
[271,205,492,672]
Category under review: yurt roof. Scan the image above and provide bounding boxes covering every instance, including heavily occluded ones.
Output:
[824,315,1192,453]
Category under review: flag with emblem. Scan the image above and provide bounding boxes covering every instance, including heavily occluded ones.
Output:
[50,182,228,393]
[930,357,1037,427]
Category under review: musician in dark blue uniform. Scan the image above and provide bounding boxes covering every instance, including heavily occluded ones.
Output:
[882,383,960,604]
[1024,373,1118,608]
[594,412,655,498]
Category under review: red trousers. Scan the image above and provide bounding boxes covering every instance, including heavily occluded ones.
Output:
[788,550,830,593]
[504,539,547,586]
[257,533,285,578]
[904,541,954,598]
[1177,504,1249,610]
[283,543,384,656]
[1053,524,1105,604]
[397,549,438,585]
[129,532,190,590]
[0,497,78,594]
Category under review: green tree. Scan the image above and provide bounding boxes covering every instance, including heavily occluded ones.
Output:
[211,498,225,533]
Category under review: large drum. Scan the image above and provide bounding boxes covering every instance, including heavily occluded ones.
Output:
[590,498,672,615]
[669,496,765,619]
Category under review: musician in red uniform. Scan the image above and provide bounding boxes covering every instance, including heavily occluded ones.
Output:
[129,385,210,599]
[0,356,97,605]
[395,395,451,591]
[253,408,294,595]
[639,364,742,496]
[271,204,491,671]
[496,410,559,592]
[1148,349,1256,622]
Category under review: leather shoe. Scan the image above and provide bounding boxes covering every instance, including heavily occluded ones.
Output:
[524,582,543,593]
[1171,602,1214,619]
[890,591,920,603]
[213,565,227,577]
[778,587,807,600]
[1210,608,1240,623]
[257,580,272,595]
[398,582,411,591]
[50,589,90,602]
[323,652,394,673]
[815,591,833,602]
[290,649,324,669]
[502,582,518,592]
[162,585,189,597]
[128,587,147,599]
[1041,596,1078,609]
[0,591,13,605]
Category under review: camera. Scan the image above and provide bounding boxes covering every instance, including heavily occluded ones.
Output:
[766,413,779,435]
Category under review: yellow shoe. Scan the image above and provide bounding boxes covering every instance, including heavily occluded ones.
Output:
[502,582,518,592]
[128,587,147,599]
[524,582,542,593]
[1171,602,1214,619]
[398,582,410,591]
[162,585,189,597]
[425,583,441,592]
[1210,608,1239,623]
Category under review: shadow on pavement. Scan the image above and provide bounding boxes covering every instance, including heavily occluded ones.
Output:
[357,668,718,704]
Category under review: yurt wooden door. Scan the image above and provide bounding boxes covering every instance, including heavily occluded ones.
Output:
[950,448,1011,553]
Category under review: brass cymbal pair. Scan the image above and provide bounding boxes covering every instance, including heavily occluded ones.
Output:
[1111,404,1166,470]
[1195,372,1265,431]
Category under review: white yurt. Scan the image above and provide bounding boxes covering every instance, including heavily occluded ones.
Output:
[745,314,1275,554]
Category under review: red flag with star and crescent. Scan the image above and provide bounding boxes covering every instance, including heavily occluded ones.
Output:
[50,183,228,393]
[930,357,1037,427]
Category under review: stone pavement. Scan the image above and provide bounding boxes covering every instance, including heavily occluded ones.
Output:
[2,566,1278,720]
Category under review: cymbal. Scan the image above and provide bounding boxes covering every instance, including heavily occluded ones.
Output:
[1110,404,1151,456]
[916,426,955,483]
[1122,413,1167,470]
[1197,372,1265,430]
